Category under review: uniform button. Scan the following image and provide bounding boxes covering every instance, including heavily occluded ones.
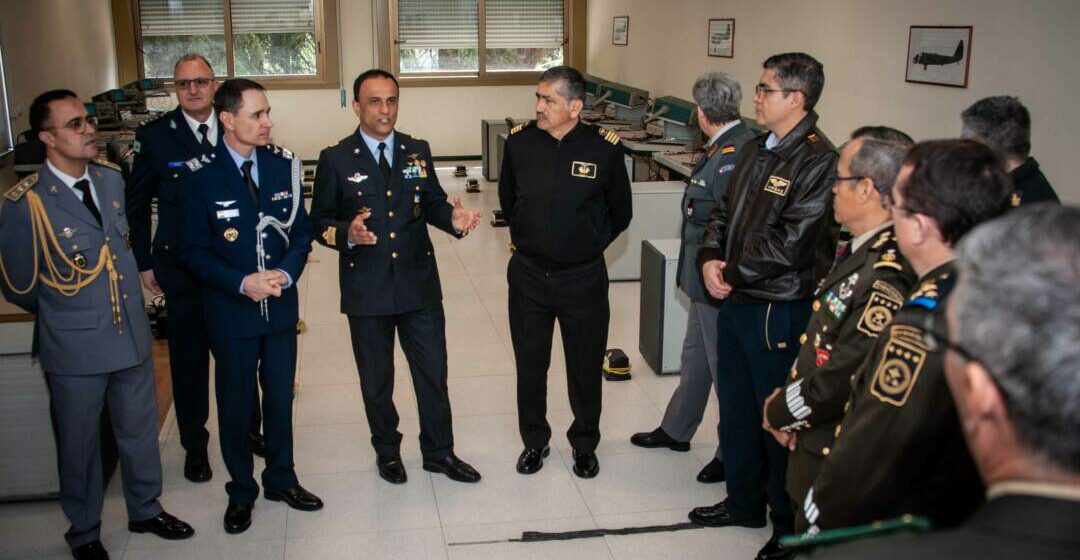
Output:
[821,325,828,332]
[72,244,78,250]
[822,447,830,456]
[386,190,392,197]
[261,233,268,238]
[389,232,396,239]
[119,274,124,280]
[123,294,128,300]
[388,211,395,217]
[799,333,807,344]
[812,300,821,312]
[105,236,111,242]
[415,186,420,191]
[348,262,354,268]
[164,244,170,250]
[391,251,398,259]
[259,212,264,218]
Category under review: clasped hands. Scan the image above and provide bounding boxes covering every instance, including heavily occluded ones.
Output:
[242,269,287,302]
[762,388,798,451]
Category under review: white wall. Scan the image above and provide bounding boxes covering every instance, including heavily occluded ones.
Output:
[0,0,119,136]
[587,0,1080,203]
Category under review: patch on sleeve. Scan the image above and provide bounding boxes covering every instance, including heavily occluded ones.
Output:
[869,325,928,406]
[720,144,736,155]
[718,163,735,175]
[857,288,904,337]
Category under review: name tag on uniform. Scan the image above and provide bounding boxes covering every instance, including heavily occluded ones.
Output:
[572,161,597,179]
[216,208,240,219]
[764,175,791,197]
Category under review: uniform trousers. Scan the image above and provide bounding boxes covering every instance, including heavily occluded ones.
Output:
[154,254,261,458]
[660,300,722,456]
[47,357,163,548]
[347,308,455,461]
[209,331,298,504]
[508,254,609,451]
[715,299,811,537]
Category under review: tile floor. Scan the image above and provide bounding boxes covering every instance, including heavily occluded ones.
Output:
[0,165,772,559]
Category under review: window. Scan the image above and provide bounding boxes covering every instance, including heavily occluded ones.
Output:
[122,0,338,88]
[0,32,12,159]
[385,0,582,86]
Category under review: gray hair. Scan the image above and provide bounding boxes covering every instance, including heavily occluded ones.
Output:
[849,137,910,197]
[953,204,1080,473]
[539,65,585,104]
[173,53,215,77]
[692,72,741,125]
[961,96,1031,161]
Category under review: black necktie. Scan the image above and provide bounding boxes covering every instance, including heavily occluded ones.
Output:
[197,123,212,153]
[73,179,101,225]
[378,142,391,184]
[241,160,258,206]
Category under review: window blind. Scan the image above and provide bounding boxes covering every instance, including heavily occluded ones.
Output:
[139,0,225,37]
[231,0,315,34]
[397,0,478,50]
[485,0,563,49]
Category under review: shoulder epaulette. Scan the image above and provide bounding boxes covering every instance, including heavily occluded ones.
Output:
[4,173,38,202]
[91,158,122,172]
[873,240,904,271]
[184,157,205,172]
[137,111,167,127]
[266,144,294,161]
[905,271,955,311]
[597,127,621,145]
[509,121,534,136]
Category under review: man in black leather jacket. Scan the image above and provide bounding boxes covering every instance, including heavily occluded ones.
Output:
[687,52,838,560]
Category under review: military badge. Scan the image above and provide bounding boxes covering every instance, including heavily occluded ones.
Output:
[718,163,735,175]
[224,227,239,242]
[858,289,904,337]
[815,347,831,367]
[1011,192,1021,207]
[61,227,76,239]
[571,161,597,179]
[824,291,847,320]
[347,173,368,183]
[73,252,87,268]
[870,325,928,407]
[837,273,859,300]
[764,175,791,197]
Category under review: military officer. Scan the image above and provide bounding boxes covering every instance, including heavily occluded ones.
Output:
[309,69,483,485]
[499,66,633,479]
[802,140,1012,532]
[179,78,321,534]
[760,130,917,533]
[630,71,755,484]
[1,90,193,560]
[127,53,264,484]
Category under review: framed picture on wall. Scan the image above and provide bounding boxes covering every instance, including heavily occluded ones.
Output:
[708,19,734,58]
[905,25,973,87]
[612,16,629,46]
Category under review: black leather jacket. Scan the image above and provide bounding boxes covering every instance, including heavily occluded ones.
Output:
[698,112,837,303]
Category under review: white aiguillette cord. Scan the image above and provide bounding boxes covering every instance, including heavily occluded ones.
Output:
[254,157,302,320]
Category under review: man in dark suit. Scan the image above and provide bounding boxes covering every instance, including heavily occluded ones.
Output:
[180,78,321,534]
[818,204,1080,559]
[309,69,482,485]
[1,90,193,560]
[127,53,264,484]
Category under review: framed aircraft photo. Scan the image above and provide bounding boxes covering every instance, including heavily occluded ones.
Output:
[612,16,629,46]
[708,19,735,58]
[906,25,973,88]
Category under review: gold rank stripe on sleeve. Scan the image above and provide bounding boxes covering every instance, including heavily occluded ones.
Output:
[4,173,38,202]
[869,324,929,407]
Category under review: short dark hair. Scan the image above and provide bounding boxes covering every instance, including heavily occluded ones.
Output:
[213,78,266,115]
[850,138,910,197]
[353,69,399,102]
[899,139,1013,245]
[539,65,585,103]
[961,96,1031,161]
[173,53,215,77]
[851,125,914,146]
[763,52,825,111]
[30,89,79,134]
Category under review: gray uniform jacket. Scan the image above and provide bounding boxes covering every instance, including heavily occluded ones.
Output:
[0,161,152,375]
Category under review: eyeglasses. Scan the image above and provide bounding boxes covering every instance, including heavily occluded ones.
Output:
[755,84,799,96]
[46,115,97,134]
[827,175,866,185]
[175,77,214,89]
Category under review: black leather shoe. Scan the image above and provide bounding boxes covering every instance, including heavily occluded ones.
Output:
[516,446,550,474]
[250,433,266,458]
[72,540,109,560]
[183,452,212,483]
[128,511,195,540]
[696,458,725,483]
[756,536,794,560]
[224,502,252,534]
[265,484,324,511]
[571,449,599,478]
[423,453,481,483]
[377,455,408,484]
[688,501,766,528]
[630,427,691,452]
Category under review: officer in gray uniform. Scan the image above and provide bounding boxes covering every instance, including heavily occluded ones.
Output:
[631,72,755,483]
[0,90,192,560]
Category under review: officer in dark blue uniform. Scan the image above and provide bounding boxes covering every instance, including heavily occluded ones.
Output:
[309,69,483,485]
[127,54,263,484]
[179,78,321,534]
